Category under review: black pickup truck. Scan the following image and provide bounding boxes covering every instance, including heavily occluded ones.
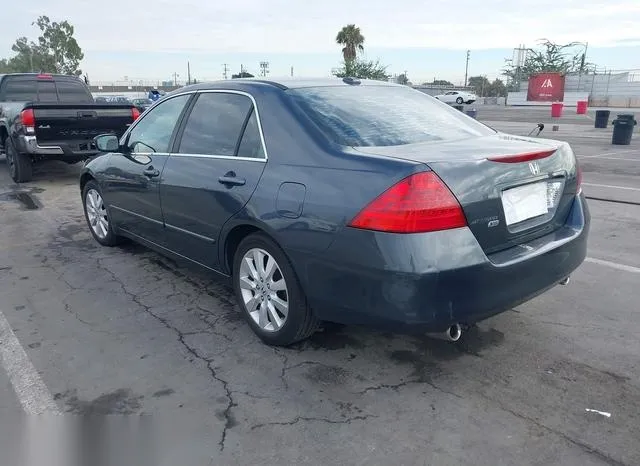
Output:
[0,73,140,182]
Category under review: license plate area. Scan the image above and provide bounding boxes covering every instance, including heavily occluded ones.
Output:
[501,179,564,232]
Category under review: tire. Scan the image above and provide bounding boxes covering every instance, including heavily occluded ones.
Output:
[5,138,33,183]
[82,180,121,246]
[456,97,464,104]
[233,232,319,346]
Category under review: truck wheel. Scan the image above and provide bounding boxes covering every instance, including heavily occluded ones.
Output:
[5,138,33,183]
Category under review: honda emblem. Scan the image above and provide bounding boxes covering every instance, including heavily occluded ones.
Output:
[529,162,541,175]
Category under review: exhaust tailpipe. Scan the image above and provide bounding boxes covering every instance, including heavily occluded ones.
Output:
[559,276,570,285]
[427,323,463,342]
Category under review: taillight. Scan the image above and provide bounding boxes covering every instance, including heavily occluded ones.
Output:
[348,171,467,233]
[131,107,141,120]
[487,149,556,163]
[36,73,53,80]
[20,109,35,127]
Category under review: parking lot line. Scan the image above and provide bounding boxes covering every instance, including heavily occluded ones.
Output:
[586,257,640,274]
[583,182,640,192]
[579,150,640,159]
[0,309,60,414]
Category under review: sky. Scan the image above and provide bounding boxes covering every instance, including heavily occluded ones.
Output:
[1,0,640,85]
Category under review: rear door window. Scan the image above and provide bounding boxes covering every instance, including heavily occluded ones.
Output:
[177,92,254,156]
[288,85,494,147]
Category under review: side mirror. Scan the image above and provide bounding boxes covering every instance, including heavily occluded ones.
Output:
[94,134,119,152]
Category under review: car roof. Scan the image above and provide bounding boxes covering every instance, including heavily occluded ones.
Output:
[175,77,402,93]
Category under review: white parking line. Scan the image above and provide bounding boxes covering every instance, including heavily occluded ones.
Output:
[0,310,60,414]
[579,150,640,159]
[586,257,640,274]
[580,156,640,161]
[583,182,640,192]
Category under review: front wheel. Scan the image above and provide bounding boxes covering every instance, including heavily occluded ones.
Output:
[82,180,121,246]
[456,97,464,104]
[233,233,319,346]
[5,138,33,183]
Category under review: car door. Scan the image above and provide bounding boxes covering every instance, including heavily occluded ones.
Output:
[102,93,193,244]
[444,91,457,103]
[160,91,267,270]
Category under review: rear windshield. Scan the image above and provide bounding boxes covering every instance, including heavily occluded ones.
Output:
[288,85,494,147]
[1,77,92,103]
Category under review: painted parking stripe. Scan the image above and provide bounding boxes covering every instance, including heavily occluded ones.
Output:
[583,183,640,192]
[586,257,640,274]
[0,309,60,414]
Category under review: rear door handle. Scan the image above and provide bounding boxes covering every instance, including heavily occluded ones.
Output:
[218,176,246,186]
[143,167,160,178]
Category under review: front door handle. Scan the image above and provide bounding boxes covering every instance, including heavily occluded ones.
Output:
[143,167,160,178]
[218,175,246,186]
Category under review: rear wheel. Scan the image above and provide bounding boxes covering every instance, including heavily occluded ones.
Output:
[5,138,33,183]
[82,180,121,246]
[233,233,319,346]
[456,97,464,104]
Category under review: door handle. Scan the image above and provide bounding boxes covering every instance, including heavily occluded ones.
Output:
[143,167,160,178]
[218,176,246,186]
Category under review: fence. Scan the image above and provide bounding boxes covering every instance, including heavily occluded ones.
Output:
[509,69,640,107]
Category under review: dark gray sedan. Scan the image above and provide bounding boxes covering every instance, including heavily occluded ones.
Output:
[80,78,589,346]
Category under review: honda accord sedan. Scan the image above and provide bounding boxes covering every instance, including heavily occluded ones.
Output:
[80,78,589,346]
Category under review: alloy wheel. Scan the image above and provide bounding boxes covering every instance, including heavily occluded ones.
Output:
[239,248,289,332]
[85,189,109,239]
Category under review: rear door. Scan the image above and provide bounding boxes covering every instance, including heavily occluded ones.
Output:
[160,91,267,270]
[102,93,193,244]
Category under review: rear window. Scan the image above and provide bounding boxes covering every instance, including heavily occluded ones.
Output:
[288,85,494,147]
[3,79,38,102]
[56,79,93,103]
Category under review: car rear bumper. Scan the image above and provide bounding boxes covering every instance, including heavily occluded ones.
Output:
[16,135,98,159]
[291,193,589,332]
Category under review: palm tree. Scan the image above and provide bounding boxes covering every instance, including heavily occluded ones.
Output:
[336,24,365,62]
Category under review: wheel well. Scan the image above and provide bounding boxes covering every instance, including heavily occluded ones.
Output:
[224,225,262,274]
[80,173,94,192]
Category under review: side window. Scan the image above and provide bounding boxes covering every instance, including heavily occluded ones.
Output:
[237,109,265,159]
[126,94,191,153]
[178,93,253,156]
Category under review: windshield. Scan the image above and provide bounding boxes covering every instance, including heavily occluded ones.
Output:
[288,85,494,147]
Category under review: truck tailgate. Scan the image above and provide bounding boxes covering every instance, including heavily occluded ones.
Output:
[30,104,136,143]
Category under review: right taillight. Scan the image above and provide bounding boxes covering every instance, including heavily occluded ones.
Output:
[348,171,467,233]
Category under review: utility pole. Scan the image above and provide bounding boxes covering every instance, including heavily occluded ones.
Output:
[290,66,294,77]
[464,50,470,87]
[187,61,191,85]
[172,72,179,86]
[222,63,229,79]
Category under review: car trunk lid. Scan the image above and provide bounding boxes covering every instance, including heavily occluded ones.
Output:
[353,133,580,254]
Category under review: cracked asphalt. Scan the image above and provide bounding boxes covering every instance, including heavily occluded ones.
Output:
[1,106,639,465]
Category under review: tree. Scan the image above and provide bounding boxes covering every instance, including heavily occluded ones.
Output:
[503,39,592,88]
[232,71,254,79]
[468,76,507,97]
[333,58,389,81]
[336,24,365,62]
[0,15,83,75]
[422,79,453,86]
[396,73,409,85]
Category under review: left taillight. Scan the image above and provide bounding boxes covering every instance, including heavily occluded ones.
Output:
[20,109,35,129]
[348,171,467,234]
[131,107,141,121]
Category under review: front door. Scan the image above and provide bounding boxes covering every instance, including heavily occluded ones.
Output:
[102,93,192,244]
[160,91,267,270]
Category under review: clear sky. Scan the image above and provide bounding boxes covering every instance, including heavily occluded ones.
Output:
[1,0,639,85]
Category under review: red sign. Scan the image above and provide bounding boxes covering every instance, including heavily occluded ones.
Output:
[527,73,565,102]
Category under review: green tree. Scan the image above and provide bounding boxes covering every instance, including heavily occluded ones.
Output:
[0,16,84,75]
[423,79,453,86]
[333,58,389,81]
[503,39,592,88]
[232,71,254,78]
[396,73,409,85]
[468,76,507,97]
[335,24,365,62]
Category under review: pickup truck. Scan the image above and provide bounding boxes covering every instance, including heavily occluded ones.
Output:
[0,73,140,183]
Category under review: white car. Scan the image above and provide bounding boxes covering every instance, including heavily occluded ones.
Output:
[434,91,477,104]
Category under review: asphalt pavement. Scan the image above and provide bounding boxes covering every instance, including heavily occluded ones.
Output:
[0,106,639,465]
